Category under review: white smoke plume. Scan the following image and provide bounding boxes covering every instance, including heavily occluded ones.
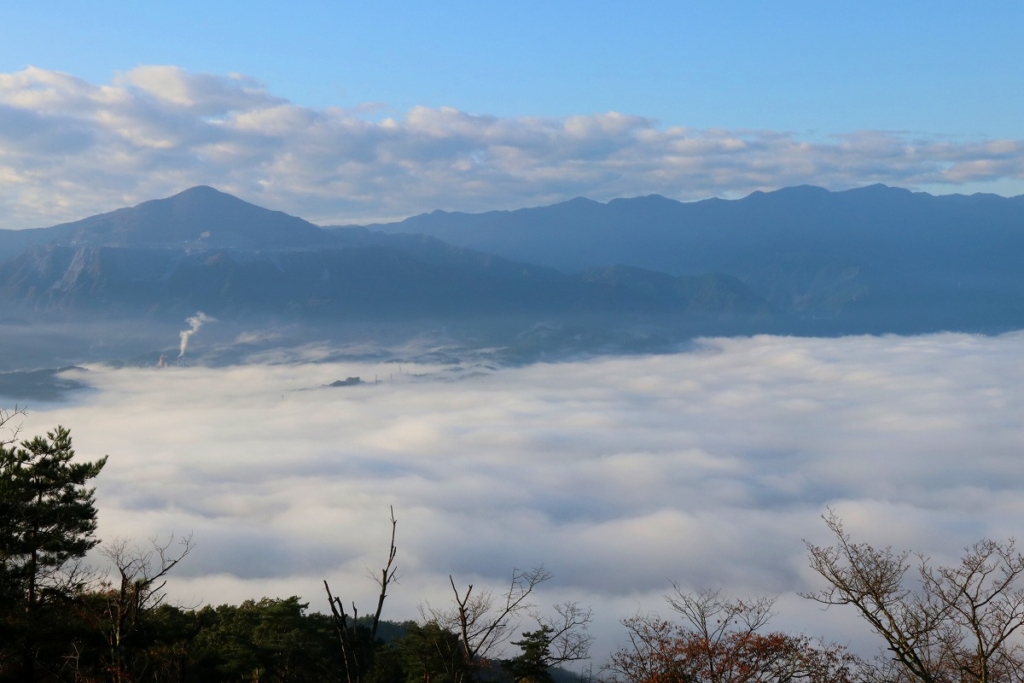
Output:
[178,312,214,359]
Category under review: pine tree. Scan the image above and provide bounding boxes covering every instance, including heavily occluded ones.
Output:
[504,626,555,683]
[0,425,107,681]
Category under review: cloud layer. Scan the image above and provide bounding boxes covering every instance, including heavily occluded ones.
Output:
[17,331,1024,659]
[2,66,1024,229]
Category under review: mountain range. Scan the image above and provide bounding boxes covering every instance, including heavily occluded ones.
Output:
[0,187,766,328]
[347,185,1024,332]
[1,183,1023,337]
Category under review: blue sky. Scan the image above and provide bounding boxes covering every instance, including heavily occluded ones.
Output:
[1,1,1022,226]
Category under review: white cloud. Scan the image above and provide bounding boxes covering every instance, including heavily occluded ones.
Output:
[0,66,1023,229]
[118,66,277,114]
[17,331,1024,660]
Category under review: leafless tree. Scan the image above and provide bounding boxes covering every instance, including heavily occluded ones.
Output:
[99,533,195,683]
[502,601,594,683]
[534,600,594,666]
[425,565,552,665]
[0,404,25,448]
[804,510,1024,683]
[666,587,777,647]
[608,587,858,683]
[324,506,398,683]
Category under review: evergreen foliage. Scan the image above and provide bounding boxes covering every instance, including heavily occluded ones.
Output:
[0,424,107,681]
[504,626,556,683]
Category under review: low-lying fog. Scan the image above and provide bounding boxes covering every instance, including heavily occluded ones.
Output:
[13,331,1024,662]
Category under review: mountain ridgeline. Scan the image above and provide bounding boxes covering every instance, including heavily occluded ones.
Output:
[347,185,1024,333]
[0,187,767,331]
[1,184,1023,336]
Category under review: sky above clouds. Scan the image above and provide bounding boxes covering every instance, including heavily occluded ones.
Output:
[18,332,1024,660]
[1,1,1023,227]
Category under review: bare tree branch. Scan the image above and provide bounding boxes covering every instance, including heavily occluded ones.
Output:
[370,506,398,641]
[438,565,552,663]
[0,405,26,448]
[804,510,1024,683]
[324,507,399,683]
[535,601,594,665]
[99,533,195,683]
[608,587,858,683]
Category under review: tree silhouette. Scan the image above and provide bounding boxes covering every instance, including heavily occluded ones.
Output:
[0,425,107,681]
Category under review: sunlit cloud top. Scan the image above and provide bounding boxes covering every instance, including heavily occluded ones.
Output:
[1,66,1024,230]
[19,331,1024,659]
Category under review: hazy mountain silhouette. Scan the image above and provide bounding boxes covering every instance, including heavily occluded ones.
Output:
[344,185,1024,332]
[6,184,1024,337]
[0,188,769,327]
[0,186,327,261]
[58,186,333,250]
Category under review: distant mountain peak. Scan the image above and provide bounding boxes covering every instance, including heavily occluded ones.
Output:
[175,184,222,195]
[142,185,266,214]
[608,194,677,206]
[841,183,911,196]
[764,184,832,197]
[169,184,223,197]
[51,187,331,251]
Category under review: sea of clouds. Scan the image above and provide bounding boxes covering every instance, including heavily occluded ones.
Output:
[1,65,1023,229]
[14,331,1024,661]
